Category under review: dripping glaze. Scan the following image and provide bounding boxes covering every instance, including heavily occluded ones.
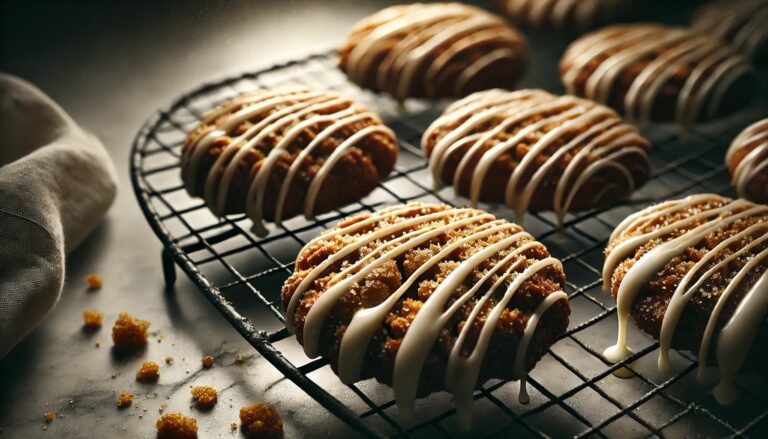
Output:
[602,194,768,405]
[286,203,568,429]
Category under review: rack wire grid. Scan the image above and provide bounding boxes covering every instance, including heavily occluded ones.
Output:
[130,46,768,437]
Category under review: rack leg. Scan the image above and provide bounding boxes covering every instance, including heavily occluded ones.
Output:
[161,248,177,290]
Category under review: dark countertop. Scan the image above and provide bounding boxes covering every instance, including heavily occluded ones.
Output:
[0,1,410,437]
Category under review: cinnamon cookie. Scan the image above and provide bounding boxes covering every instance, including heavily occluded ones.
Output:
[338,3,527,101]
[602,194,768,405]
[727,118,768,203]
[560,24,754,128]
[691,0,768,68]
[422,89,651,224]
[496,0,638,33]
[282,203,569,426]
[180,86,398,236]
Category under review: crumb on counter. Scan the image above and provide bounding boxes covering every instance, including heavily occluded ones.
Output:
[201,355,214,368]
[240,403,283,438]
[95,341,101,348]
[117,392,134,409]
[85,274,103,290]
[82,309,103,330]
[231,422,238,431]
[165,356,174,365]
[43,411,55,423]
[190,386,217,409]
[137,361,160,382]
[112,312,150,349]
[156,412,198,439]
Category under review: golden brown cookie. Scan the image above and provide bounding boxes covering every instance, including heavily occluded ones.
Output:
[602,194,768,405]
[282,203,569,426]
[422,89,651,225]
[180,85,398,236]
[727,118,768,203]
[338,3,527,101]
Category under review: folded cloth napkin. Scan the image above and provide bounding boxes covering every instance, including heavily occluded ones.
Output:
[0,73,118,358]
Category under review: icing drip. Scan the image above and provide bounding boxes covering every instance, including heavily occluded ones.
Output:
[560,24,752,130]
[691,0,768,66]
[602,194,768,404]
[726,118,768,201]
[422,89,650,225]
[288,203,567,427]
[180,86,396,237]
[341,3,525,100]
[499,0,633,32]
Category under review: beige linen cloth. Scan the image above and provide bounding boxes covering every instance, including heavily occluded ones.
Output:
[0,73,118,358]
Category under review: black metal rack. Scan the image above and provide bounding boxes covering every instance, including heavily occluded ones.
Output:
[130,48,768,437]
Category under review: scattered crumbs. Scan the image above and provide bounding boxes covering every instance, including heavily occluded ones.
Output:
[165,356,174,365]
[202,355,214,369]
[239,403,283,439]
[136,361,160,382]
[43,412,55,423]
[230,422,237,431]
[112,312,150,349]
[111,373,118,379]
[85,273,103,290]
[159,405,166,414]
[117,392,134,409]
[190,386,217,410]
[95,341,101,348]
[156,413,198,439]
[157,335,165,344]
[82,309,103,330]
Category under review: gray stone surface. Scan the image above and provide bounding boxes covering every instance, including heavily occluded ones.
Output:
[0,1,406,437]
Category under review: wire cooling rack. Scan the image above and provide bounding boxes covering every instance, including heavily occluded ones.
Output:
[130,48,768,437]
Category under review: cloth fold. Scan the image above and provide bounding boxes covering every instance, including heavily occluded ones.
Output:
[0,73,118,358]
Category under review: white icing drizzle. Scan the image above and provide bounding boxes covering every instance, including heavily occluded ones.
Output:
[560,24,752,129]
[180,86,396,237]
[289,203,567,427]
[602,194,768,404]
[341,3,525,100]
[499,0,632,32]
[422,89,650,225]
[691,0,768,66]
[726,118,768,201]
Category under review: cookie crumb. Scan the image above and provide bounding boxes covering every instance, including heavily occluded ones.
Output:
[117,392,134,408]
[112,312,150,349]
[165,356,174,365]
[136,361,160,382]
[156,412,198,439]
[95,341,101,348]
[201,355,214,368]
[190,386,217,409]
[85,274,102,290]
[240,403,283,438]
[83,309,103,330]
[230,422,237,431]
[43,412,55,423]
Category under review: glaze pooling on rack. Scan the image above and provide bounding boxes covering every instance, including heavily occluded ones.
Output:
[560,24,753,131]
[284,203,568,428]
[422,89,650,225]
[691,0,768,67]
[497,0,636,32]
[602,194,768,404]
[339,3,526,101]
[726,118,768,202]
[179,85,397,236]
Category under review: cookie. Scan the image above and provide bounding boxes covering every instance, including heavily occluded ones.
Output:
[560,24,754,128]
[602,194,768,405]
[422,89,651,225]
[496,0,638,33]
[727,119,768,203]
[338,3,527,101]
[180,85,398,236]
[282,203,569,426]
[691,0,768,68]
